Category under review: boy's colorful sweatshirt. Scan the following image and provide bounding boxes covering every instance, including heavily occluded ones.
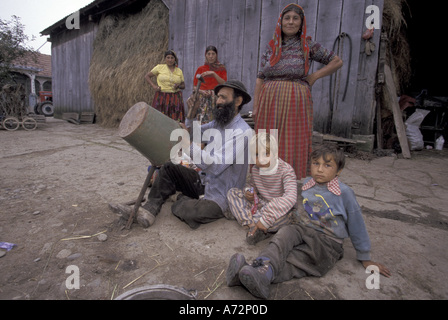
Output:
[298,177,371,261]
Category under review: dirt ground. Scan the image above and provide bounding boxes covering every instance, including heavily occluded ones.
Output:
[1,118,447,301]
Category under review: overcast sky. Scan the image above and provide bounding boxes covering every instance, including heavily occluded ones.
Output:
[0,0,94,55]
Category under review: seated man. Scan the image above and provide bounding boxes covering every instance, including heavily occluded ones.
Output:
[112,80,253,230]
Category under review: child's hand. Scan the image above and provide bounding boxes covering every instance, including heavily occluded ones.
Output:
[362,260,391,278]
[244,189,255,202]
[248,221,268,237]
[255,220,268,233]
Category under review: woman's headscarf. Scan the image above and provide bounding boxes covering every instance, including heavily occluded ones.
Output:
[204,45,226,72]
[269,4,310,74]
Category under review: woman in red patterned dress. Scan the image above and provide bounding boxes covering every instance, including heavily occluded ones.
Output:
[253,4,343,179]
[187,45,228,124]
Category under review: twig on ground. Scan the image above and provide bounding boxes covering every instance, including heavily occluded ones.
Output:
[204,269,224,300]
[163,241,174,251]
[304,290,314,300]
[111,284,118,300]
[194,264,220,278]
[122,262,167,290]
[61,230,107,241]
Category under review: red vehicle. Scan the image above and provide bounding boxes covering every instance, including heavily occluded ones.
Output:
[35,91,54,117]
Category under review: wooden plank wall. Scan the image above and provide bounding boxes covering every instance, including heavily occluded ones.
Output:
[51,23,97,118]
[166,0,384,138]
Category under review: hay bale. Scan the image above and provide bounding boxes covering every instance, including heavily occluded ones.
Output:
[89,0,169,128]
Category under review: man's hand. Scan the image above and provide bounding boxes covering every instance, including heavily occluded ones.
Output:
[179,122,188,130]
[187,96,195,109]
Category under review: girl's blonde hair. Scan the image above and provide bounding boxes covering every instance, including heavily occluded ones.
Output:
[250,131,278,162]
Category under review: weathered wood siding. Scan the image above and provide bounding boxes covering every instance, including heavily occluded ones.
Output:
[166,0,384,137]
[51,23,97,118]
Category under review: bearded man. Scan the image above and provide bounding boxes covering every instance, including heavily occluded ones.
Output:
[113,80,253,230]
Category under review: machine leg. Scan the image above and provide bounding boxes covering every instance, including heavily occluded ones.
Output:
[126,166,157,230]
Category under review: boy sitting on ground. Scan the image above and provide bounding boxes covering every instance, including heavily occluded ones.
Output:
[227,132,297,245]
[226,144,391,299]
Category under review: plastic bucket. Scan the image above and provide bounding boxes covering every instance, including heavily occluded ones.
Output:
[115,284,196,300]
[119,102,182,166]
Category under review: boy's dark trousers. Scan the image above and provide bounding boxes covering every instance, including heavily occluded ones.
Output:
[143,162,223,229]
[259,224,344,283]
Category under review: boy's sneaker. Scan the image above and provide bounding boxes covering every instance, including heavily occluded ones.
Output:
[226,253,248,287]
[239,258,273,299]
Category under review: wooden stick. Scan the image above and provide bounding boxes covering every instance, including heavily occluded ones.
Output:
[383,65,411,159]
[187,78,204,119]
[126,167,156,230]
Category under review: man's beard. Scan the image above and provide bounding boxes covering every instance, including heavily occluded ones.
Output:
[213,101,237,127]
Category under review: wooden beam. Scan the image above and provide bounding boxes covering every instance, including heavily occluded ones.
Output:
[383,65,411,159]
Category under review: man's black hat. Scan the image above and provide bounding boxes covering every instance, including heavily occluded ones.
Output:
[214,80,252,106]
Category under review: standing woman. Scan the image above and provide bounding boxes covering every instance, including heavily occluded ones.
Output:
[253,4,343,179]
[145,50,186,122]
[187,45,227,124]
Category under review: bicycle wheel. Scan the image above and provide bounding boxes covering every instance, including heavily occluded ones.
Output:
[22,117,37,131]
[3,117,20,131]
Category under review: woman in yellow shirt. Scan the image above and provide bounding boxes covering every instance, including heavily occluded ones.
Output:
[145,50,186,122]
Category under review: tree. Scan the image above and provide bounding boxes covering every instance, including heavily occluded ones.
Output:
[0,15,36,85]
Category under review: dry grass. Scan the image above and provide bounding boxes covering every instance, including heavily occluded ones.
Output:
[0,84,27,118]
[88,0,169,128]
[382,0,411,94]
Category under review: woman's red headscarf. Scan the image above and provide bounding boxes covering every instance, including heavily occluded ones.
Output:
[204,45,226,72]
[269,4,310,74]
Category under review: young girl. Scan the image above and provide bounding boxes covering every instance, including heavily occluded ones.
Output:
[227,132,297,245]
[226,144,391,299]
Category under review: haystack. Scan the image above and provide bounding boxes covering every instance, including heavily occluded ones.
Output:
[0,84,27,118]
[378,0,412,150]
[89,0,169,128]
[382,0,411,95]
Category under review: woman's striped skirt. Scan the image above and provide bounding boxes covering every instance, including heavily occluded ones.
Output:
[255,80,313,180]
[152,91,185,123]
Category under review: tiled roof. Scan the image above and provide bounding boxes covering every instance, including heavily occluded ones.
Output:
[12,52,52,78]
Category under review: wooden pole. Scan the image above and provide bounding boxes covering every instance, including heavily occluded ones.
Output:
[126,166,156,230]
[383,65,411,159]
